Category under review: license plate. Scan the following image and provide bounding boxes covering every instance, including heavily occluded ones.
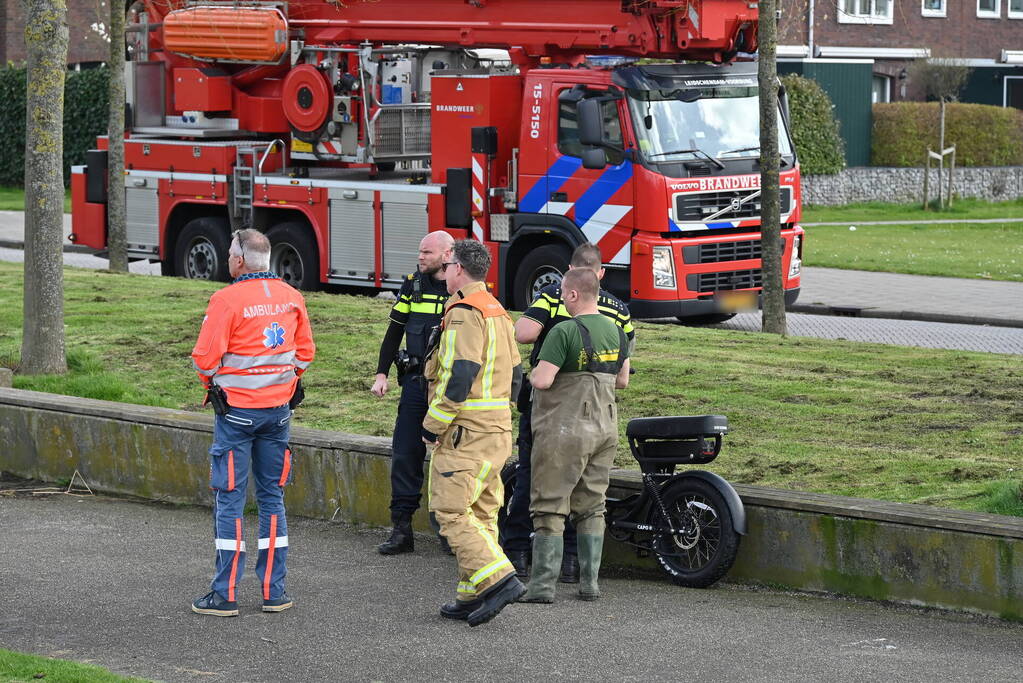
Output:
[716,290,757,313]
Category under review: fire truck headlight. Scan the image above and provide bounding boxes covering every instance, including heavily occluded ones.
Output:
[652,246,676,289]
[788,235,802,278]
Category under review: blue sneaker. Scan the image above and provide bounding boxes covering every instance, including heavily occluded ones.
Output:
[262,593,294,613]
[191,590,238,617]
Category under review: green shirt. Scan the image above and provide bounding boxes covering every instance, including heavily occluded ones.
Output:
[536,314,629,374]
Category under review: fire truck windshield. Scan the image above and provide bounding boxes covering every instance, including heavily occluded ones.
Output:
[627,87,793,164]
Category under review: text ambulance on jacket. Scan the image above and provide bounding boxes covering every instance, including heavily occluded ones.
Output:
[191,272,316,408]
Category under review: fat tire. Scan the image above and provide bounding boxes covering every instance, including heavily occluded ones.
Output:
[266,222,319,291]
[512,243,572,310]
[649,477,740,588]
[497,457,518,546]
[174,216,231,282]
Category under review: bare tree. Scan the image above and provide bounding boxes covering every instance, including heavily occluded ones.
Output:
[910,57,972,152]
[758,0,786,335]
[20,0,69,375]
[107,0,128,271]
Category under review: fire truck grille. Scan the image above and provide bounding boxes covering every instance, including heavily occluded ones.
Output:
[675,187,792,223]
[374,106,431,158]
[687,269,763,293]
[683,239,761,264]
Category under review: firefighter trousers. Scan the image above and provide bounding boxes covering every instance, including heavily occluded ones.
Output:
[208,405,293,603]
[429,426,514,601]
[530,372,618,537]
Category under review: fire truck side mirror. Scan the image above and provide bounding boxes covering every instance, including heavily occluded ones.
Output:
[577,98,604,148]
[580,147,607,171]
[445,168,472,229]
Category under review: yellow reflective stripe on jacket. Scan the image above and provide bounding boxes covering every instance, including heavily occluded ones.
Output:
[482,318,496,398]
[410,301,445,314]
[428,329,457,424]
[471,461,492,505]
[461,398,509,410]
[457,581,476,595]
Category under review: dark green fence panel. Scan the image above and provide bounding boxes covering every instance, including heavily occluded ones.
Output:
[779,61,873,167]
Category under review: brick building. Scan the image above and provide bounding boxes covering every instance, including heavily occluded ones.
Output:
[778,0,1023,106]
[0,1,109,66]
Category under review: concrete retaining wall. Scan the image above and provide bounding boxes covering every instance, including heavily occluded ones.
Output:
[803,166,1023,206]
[2,388,1020,621]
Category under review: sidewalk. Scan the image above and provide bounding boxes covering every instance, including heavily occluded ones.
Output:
[2,493,1021,682]
[1,211,1020,328]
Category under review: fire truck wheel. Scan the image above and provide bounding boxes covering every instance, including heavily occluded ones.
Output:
[676,313,736,326]
[266,222,319,291]
[175,217,231,282]
[512,243,571,311]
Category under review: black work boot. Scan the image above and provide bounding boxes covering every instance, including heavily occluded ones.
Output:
[507,549,530,580]
[558,552,580,584]
[378,513,414,555]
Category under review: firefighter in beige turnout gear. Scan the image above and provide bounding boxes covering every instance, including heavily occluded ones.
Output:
[520,268,630,604]
[421,239,526,626]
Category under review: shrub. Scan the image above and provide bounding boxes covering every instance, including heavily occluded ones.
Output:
[780,74,846,175]
[872,102,1023,167]
[0,64,109,186]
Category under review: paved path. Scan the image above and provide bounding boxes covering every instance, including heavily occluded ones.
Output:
[803,217,1023,226]
[2,494,1021,683]
[1,210,1021,330]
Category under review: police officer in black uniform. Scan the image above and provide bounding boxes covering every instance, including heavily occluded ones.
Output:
[372,231,454,554]
[503,242,634,580]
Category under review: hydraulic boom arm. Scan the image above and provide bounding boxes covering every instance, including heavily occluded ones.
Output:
[149,0,757,64]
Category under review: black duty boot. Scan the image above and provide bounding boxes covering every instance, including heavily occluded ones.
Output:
[378,514,414,555]
[508,550,530,580]
[440,597,482,620]
[467,574,526,627]
[558,552,580,584]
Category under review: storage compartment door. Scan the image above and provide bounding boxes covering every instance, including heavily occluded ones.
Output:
[380,190,428,283]
[328,192,375,281]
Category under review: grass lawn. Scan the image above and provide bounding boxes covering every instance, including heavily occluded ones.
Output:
[804,222,1023,281]
[0,648,147,682]
[0,186,72,213]
[802,198,1023,224]
[0,263,1020,516]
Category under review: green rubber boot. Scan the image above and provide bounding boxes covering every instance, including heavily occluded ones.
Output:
[519,534,563,604]
[577,533,604,601]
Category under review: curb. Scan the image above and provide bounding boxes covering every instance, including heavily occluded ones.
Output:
[788,303,1023,330]
[0,239,94,255]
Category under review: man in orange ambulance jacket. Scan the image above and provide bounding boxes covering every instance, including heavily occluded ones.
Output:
[189,228,315,617]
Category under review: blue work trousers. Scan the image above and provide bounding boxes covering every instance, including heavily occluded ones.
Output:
[209,405,292,602]
[501,391,577,554]
[389,374,429,517]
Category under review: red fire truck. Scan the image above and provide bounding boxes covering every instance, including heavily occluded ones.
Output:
[71,0,803,320]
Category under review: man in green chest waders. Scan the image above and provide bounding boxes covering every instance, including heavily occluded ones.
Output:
[519,268,631,604]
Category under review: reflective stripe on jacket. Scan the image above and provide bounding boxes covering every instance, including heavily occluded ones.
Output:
[191,274,316,409]
[423,281,521,435]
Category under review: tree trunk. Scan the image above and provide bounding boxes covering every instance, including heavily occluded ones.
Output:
[20,0,69,375]
[758,0,786,335]
[106,0,127,271]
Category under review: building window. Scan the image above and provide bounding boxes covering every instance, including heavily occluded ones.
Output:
[872,75,892,103]
[839,0,894,24]
[1009,0,1023,18]
[977,0,1001,17]
[922,0,946,16]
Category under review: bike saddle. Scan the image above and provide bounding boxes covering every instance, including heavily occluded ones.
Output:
[626,415,728,440]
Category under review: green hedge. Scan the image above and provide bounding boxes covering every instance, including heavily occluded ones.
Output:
[780,74,845,175]
[872,102,1023,167]
[0,65,109,186]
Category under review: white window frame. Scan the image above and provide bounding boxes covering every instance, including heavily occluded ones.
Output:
[921,0,947,16]
[838,0,895,24]
[977,0,1001,18]
[872,74,892,103]
[1005,76,1023,107]
[1009,0,1023,18]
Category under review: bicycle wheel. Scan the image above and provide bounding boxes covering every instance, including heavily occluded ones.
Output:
[649,477,740,588]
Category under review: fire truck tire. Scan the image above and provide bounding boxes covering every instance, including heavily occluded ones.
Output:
[266,222,319,291]
[175,217,231,282]
[512,243,572,310]
[676,313,736,326]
